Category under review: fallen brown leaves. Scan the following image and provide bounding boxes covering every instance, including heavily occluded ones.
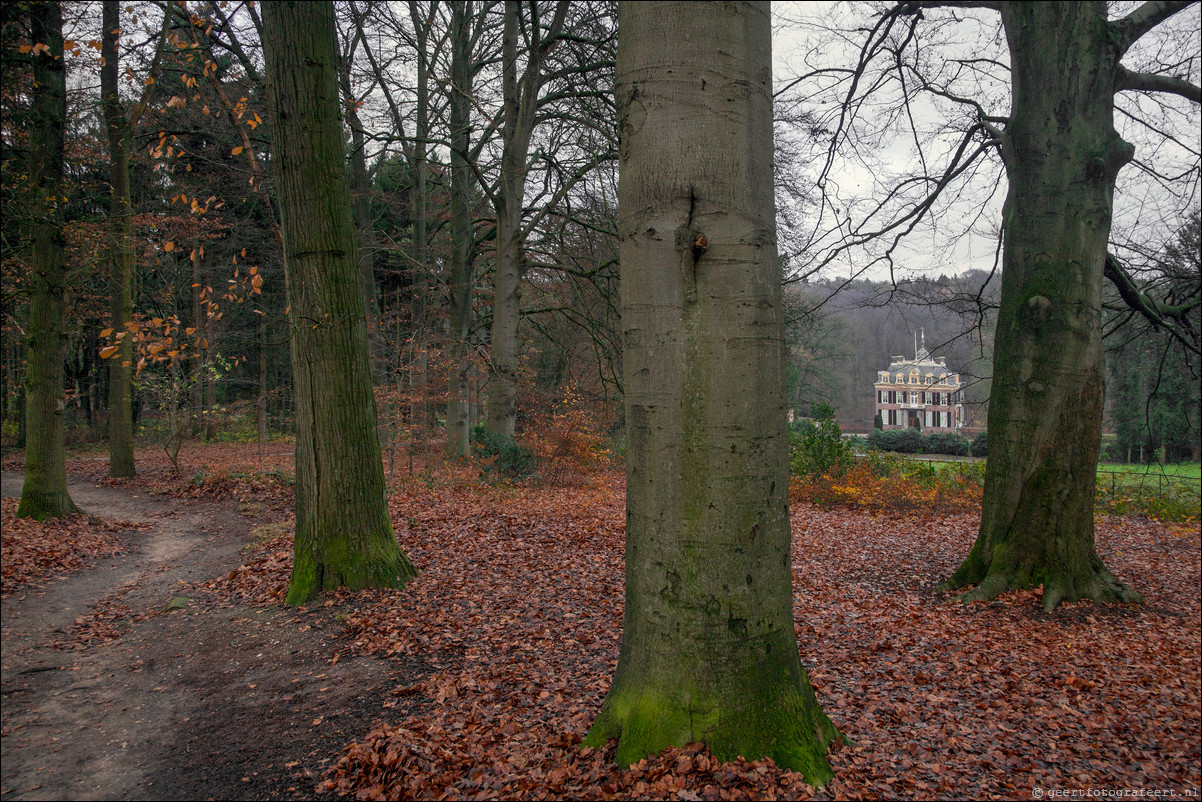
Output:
[202,523,292,606]
[793,508,1200,799]
[8,444,1198,800]
[0,497,134,596]
[64,443,296,512]
[311,472,1200,800]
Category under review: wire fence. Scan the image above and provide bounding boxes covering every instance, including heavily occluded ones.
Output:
[1096,466,1202,496]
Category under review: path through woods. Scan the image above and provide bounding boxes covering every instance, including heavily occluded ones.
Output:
[0,471,412,801]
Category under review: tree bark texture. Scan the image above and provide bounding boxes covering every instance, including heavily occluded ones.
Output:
[101,0,136,478]
[942,2,1142,611]
[585,2,837,783]
[445,0,474,458]
[18,1,78,520]
[263,0,417,605]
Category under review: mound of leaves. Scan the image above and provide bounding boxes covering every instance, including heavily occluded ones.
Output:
[61,443,297,511]
[0,497,138,596]
[202,522,294,607]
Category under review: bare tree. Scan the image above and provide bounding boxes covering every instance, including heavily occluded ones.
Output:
[483,0,616,439]
[777,0,1200,610]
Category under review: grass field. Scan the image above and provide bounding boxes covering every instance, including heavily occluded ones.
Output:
[901,456,1201,523]
[1098,461,1201,479]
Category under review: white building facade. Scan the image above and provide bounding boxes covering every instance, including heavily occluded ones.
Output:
[874,339,964,432]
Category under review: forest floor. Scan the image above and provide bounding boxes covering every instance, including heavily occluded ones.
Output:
[0,464,414,801]
[1,442,1199,801]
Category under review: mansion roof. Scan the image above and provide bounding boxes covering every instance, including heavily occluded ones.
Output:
[880,346,956,383]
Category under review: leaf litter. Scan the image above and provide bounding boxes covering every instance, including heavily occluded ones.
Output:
[5,448,1197,800]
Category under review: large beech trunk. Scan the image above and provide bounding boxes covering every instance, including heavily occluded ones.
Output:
[941,2,1141,611]
[585,2,837,783]
[18,1,77,520]
[263,0,417,605]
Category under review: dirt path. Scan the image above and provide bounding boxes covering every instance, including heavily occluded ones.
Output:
[1,471,413,801]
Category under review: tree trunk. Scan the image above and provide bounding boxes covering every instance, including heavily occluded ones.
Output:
[484,0,569,439]
[18,1,78,520]
[940,2,1141,612]
[101,0,136,478]
[257,316,268,459]
[191,244,206,437]
[337,42,384,377]
[484,1,533,439]
[585,2,837,783]
[444,0,474,458]
[263,0,417,605]
[409,0,432,432]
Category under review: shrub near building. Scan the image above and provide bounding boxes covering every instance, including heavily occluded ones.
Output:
[866,427,971,456]
[789,404,855,478]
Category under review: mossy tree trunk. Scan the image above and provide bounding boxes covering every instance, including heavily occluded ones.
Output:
[18,1,78,520]
[941,2,1143,612]
[585,2,837,784]
[263,0,417,605]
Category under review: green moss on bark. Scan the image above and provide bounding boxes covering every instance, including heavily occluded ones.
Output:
[285,531,417,606]
[585,669,837,785]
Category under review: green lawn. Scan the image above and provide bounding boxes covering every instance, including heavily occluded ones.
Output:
[1098,462,1201,479]
[904,457,1200,522]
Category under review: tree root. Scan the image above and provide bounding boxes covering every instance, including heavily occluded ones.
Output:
[944,570,1143,611]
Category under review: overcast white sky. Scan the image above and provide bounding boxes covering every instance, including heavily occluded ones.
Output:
[768,1,1201,283]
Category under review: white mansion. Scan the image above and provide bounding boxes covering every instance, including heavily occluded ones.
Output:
[874,336,965,432]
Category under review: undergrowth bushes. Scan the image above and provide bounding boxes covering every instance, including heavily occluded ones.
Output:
[473,386,611,484]
[791,451,985,514]
[472,425,537,481]
[1095,479,1200,525]
[788,404,855,478]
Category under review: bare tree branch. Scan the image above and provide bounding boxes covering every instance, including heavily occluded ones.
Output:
[1113,0,1197,54]
[1116,65,1202,104]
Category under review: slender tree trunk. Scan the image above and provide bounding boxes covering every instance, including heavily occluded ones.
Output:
[484,0,569,439]
[445,0,474,458]
[191,244,206,436]
[204,355,218,441]
[263,0,417,605]
[940,2,1141,612]
[101,0,136,477]
[409,0,432,432]
[18,1,78,520]
[338,43,384,377]
[257,316,268,459]
[484,1,532,439]
[585,2,837,783]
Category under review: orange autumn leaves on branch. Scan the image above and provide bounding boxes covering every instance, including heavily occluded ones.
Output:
[97,254,263,376]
